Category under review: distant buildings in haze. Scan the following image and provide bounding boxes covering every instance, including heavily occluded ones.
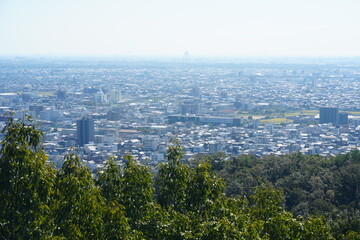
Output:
[320,107,348,125]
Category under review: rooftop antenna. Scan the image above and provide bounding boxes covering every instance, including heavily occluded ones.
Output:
[184,50,190,63]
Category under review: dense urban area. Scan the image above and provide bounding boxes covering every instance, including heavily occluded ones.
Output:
[1,57,360,239]
[1,57,360,170]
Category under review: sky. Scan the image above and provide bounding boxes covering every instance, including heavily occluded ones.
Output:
[1,0,360,57]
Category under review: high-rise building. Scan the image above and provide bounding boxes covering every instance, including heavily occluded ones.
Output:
[109,89,121,103]
[181,102,200,115]
[76,117,94,147]
[191,87,201,97]
[29,105,44,117]
[339,113,349,125]
[320,107,338,124]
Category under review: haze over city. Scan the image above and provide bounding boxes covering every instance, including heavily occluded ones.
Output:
[1,0,360,57]
[2,0,360,239]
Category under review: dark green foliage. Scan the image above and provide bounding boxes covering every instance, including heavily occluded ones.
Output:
[336,163,360,208]
[53,153,105,239]
[121,155,154,228]
[214,151,359,215]
[2,120,359,239]
[95,158,137,239]
[156,140,191,211]
[329,209,360,239]
[0,117,55,239]
[186,161,225,213]
[96,158,123,203]
[207,150,360,238]
[217,154,263,197]
[53,153,132,239]
[102,201,138,240]
[197,217,247,239]
[302,216,335,240]
[250,184,284,220]
[191,151,227,171]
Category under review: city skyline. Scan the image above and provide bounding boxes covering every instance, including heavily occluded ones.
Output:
[1,0,360,57]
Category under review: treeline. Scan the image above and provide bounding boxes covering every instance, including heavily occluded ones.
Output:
[0,118,359,239]
[194,150,360,238]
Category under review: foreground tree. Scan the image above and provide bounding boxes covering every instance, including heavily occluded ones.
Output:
[0,117,55,239]
[186,161,225,213]
[53,153,132,239]
[96,158,123,203]
[0,119,349,239]
[250,184,334,239]
[53,153,105,239]
[121,155,154,229]
[156,140,191,211]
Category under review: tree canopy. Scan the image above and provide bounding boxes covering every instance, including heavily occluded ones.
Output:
[0,119,359,239]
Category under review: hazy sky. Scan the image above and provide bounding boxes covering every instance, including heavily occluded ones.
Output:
[1,0,360,57]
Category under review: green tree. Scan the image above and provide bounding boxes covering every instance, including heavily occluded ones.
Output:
[250,185,334,239]
[53,153,105,239]
[329,209,360,239]
[219,154,262,197]
[121,155,154,229]
[96,158,123,203]
[197,217,244,240]
[302,216,334,240]
[102,201,137,240]
[53,153,133,239]
[96,158,138,239]
[156,140,191,211]
[0,116,55,239]
[251,184,284,220]
[192,152,227,171]
[336,163,360,208]
[139,202,195,240]
[186,161,225,213]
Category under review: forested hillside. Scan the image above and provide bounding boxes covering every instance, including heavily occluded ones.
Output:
[195,150,360,239]
[1,118,359,239]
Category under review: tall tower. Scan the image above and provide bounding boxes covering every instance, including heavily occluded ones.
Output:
[76,117,94,147]
[184,50,190,63]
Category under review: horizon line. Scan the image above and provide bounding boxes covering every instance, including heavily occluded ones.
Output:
[1,54,360,59]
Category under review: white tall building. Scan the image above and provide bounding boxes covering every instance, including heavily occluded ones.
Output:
[95,90,107,103]
[109,89,121,103]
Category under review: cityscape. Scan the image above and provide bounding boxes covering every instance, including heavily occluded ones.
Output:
[1,57,359,170]
[2,0,360,238]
